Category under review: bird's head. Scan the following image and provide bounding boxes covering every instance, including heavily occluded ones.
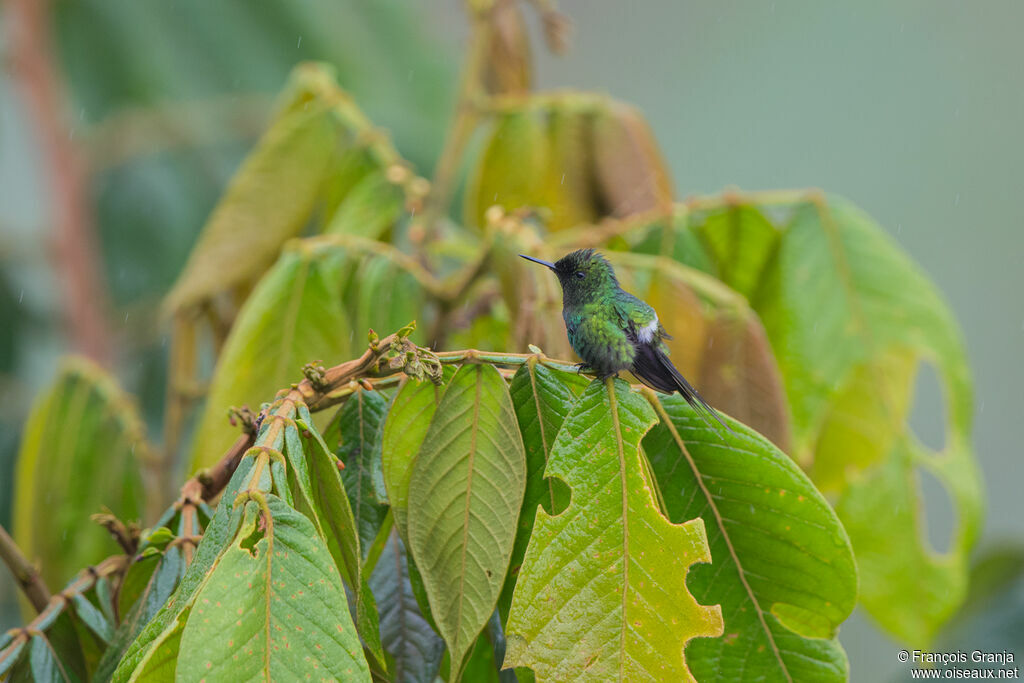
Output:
[520,249,619,307]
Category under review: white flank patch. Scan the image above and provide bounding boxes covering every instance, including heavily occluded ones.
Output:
[638,315,658,343]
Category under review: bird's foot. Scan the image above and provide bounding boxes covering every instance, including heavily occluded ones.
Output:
[574,362,592,375]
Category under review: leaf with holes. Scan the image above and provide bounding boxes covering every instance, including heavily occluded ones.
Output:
[188,241,351,470]
[176,495,370,680]
[407,364,526,679]
[337,388,390,556]
[14,357,146,591]
[644,393,857,682]
[682,195,982,644]
[505,379,723,681]
[370,530,445,683]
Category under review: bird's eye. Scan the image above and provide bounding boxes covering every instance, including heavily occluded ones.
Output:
[574,270,585,279]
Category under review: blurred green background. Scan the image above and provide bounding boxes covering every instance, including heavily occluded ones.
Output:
[0,1,1020,680]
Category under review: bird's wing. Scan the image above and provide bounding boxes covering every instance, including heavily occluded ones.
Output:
[613,293,665,345]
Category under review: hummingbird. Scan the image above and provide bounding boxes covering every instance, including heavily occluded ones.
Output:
[520,249,733,433]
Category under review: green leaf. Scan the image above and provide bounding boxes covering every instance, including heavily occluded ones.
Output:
[97,501,203,682]
[464,105,548,231]
[188,241,351,470]
[294,406,361,591]
[14,357,146,590]
[369,530,445,683]
[113,457,254,681]
[644,393,857,682]
[176,494,370,681]
[343,254,426,348]
[465,94,672,232]
[1,609,87,683]
[21,631,81,683]
[337,389,390,555]
[407,364,526,679]
[499,362,577,621]
[688,195,981,644]
[324,170,405,240]
[460,631,502,683]
[97,546,186,681]
[380,373,451,543]
[295,406,385,669]
[163,80,339,313]
[504,379,723,681]
[70,593,113,644]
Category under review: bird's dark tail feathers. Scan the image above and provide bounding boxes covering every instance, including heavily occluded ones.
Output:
[631,343,737,437]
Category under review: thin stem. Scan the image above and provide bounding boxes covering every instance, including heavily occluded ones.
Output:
[0,525,50,613]
[306,234,445,298]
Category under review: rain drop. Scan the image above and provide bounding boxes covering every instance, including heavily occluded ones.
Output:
[18,289,23,304]
[297,36,303,49]
[954,193,960,207]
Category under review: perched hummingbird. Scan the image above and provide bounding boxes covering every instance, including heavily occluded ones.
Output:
[520,249,732,433]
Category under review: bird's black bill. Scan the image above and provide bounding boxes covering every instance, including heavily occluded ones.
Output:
[519,254,557,270]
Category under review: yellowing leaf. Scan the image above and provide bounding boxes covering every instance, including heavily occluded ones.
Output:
[14,357,146,591]
[645,393,857,682]
[505,379,723,681]
[164,99,338,314]
[188,241,351,471]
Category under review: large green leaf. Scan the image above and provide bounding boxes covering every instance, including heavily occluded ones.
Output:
[644,393,857,682]
[505,379,723,681]
[380,373,451,543]
[14,357,146,590]
[188,241,351,470]
[369,530,445,683]
[177,494,370,680]
[407,364,526,679]
[336,389,389,556]
[628,194,981,644]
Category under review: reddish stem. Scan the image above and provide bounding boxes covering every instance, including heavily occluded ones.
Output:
[6,0,112,365]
